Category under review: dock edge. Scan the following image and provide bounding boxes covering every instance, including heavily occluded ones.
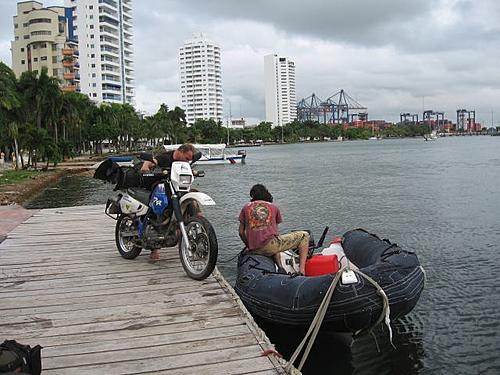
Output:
[212,267,301,375]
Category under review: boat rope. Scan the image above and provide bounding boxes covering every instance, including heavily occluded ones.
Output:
[420,265,427,284]
[285,265,346,372]
[285,266,394,372]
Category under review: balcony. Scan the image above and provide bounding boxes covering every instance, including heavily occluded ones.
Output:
[99,0,117,7]
[63,60,75,67]
[103,93,122,101]
[102,83,122,92]
[63,72,76,80]
[99,16,119,27]
[62,48,74,56]
[99,8,119,22]
[62,85,77,92]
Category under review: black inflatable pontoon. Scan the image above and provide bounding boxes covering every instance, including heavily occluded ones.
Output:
[234,229,425,332]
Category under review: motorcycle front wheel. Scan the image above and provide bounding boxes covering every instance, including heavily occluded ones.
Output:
[115,214,143,259]
[178,216,218,280]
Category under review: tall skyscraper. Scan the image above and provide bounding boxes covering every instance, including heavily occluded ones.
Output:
[179,33,223,125]
[11,1,79,93]
[264,54,297,127]
[65,0,135,104]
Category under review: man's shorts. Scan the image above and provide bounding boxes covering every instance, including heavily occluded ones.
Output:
[254,231,310,257]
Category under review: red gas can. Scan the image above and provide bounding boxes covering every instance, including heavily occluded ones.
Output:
[305,254,339,276]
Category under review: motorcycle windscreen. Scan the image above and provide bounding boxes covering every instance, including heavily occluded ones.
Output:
[149,184,169,215]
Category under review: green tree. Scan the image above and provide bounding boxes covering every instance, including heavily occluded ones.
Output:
[0,62,22,169]
[190,119,224,144]
[253,122,273,141]
[18,67,60,131]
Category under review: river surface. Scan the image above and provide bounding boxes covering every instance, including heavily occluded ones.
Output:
[27,137,500,374]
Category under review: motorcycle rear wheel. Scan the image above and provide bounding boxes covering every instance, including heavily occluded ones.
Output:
[179,216,218,280]
[115,214,143,259]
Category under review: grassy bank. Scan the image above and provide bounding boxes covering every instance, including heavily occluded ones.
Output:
[0,170,44,186]
[0,168,86,206]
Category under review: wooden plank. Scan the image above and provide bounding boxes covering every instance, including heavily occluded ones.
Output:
[0,289,230,316]
[16,314,244,347]
[0,300,238,329]
[43,335,258,370]
[0,263,190,283]
[0,277,219,298]
[0,280,224,308]
[0,270,212,295]
[43,345,265,375]
[41,324,250,356]
[152,358,278,375]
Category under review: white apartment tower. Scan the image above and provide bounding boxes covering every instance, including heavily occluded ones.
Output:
[180,33,223,125]
[264,54,297,127]
[65,0,135,104]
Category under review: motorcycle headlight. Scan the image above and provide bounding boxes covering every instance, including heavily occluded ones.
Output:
[179,174,192,185]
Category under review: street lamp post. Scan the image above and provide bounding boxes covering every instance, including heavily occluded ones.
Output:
[227,100,232,145]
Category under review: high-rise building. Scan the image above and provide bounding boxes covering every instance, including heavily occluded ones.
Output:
[179,33,223,125]
[11,1,79,93]
[65,0,135,104]
[264,54,297,127]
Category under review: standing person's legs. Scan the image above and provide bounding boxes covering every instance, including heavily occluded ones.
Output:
[150,249,160,260]
[255,231,310,274]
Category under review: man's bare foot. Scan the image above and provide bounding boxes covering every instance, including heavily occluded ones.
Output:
[150,249,160,261]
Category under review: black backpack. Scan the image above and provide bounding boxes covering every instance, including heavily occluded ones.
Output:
[0,340,42,375]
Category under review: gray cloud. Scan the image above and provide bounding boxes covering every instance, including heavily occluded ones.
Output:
[1,0,499,124]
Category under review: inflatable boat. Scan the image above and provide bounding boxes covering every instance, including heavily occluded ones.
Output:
[234,229,425,333]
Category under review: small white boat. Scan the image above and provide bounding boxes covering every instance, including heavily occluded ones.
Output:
[164,144,246,165]
[424,131,438,141]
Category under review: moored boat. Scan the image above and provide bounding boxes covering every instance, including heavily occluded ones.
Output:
[164,143,246,165]
[424,130,438,141]
[234,229,425,333]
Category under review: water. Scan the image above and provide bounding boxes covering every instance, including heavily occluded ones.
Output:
[27,137,500,374]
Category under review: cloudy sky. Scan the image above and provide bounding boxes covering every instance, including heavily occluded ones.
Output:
[1,0,499,125]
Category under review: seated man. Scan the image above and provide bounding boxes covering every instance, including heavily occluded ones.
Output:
[238,184,309,275]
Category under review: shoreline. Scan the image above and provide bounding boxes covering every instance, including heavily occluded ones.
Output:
[0,167,88,206]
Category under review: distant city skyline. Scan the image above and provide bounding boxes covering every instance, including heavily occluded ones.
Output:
[1,0,499,125]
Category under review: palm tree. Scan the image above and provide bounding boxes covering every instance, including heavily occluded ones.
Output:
[0,62,21,169]
[69,93,95,154]
[18,66,60,129]
[168,106,187,144]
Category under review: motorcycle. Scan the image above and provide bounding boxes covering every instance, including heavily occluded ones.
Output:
[102,155,218,280]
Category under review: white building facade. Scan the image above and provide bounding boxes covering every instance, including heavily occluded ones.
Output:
[264,54,297,127]
[65,0,134,104]
[179,33,223,125]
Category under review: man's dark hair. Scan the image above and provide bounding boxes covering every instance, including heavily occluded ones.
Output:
[177,143,196,154]
[250,184,273,203]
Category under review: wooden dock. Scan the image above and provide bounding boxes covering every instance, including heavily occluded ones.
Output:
[0,205,294,374]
